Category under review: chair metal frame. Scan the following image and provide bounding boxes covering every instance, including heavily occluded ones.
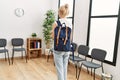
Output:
[69,44,89,79]
[47,48,53,62]
[11,38,27,64]
[0,39,10,65]
[77,48,107,80]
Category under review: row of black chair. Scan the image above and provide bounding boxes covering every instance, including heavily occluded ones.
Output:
[69,43,89,78]
[0,38,27,65]
[69,42,107,80]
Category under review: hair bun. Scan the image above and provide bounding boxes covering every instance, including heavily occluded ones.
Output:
[65,4,69,9]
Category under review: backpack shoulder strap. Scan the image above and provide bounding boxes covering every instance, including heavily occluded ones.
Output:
[56,21,62,27]
[56,20,62,46]
[64,27,68,45]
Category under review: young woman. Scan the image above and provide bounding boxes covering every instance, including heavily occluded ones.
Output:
[51,4,72,80]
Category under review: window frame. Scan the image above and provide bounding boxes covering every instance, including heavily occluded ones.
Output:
[87,0,120,66]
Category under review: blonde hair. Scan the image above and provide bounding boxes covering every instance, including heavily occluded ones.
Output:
[58,4,69,18]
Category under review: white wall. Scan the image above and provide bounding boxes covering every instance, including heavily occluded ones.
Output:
[74,0,120,80]
[0,0,51,57]
[51,0,59,16]
[73,0,90,45]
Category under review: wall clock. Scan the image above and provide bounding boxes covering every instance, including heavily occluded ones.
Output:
[15,8,24,17]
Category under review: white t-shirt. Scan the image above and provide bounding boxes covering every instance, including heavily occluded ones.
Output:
[55,18,72,29]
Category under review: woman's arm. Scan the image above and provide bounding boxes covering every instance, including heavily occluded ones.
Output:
[51,22,57,39]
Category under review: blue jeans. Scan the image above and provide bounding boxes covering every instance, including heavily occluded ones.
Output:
[53,50,70,80]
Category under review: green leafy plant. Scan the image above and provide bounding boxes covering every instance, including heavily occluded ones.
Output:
[31,33,37,37]
[43,10,55,48]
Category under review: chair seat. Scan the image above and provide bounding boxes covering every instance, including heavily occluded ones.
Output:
[49,48,53,52]
[69,55,85,62]
[82,61,101,69]
[0,49,8,53]
[11,38,27,64]
[13,48,25,51]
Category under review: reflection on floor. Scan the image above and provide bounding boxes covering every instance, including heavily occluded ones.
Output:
[0,56,100,80]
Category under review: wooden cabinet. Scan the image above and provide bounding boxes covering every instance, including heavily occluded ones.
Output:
[27,38,42,59]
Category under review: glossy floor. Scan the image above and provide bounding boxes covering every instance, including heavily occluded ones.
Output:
[0,57,100,80]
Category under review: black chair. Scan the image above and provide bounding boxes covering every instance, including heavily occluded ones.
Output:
[11,38,27,64]
[77,48,107,80]
[69,44,89,78]
[0,39,10,65]
[47,48,53,62]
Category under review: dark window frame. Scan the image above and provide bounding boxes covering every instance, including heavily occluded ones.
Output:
[87,0,120,66]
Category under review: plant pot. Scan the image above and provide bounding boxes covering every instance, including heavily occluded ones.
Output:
[46,43,51,49]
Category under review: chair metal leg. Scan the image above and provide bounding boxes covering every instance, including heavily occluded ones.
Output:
[21,51,23,59]
[25,50,27,63]
[87,67,89,74]
[94,68,95,80]
[5,53,7,61]
[77,63,83,80]
[75,64,77,78]
[47,50,53,62]
[12,51,14,64]
[7,52,10,65]
[91,68,92,76]
[47,55,50,62]
[102,66,104,73]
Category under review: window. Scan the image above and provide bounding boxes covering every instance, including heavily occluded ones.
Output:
[87,0,120,66]
[58,0,75,29]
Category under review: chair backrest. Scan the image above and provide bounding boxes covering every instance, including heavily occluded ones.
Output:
[0,39,7,47]
[91,48,107,62]
[78,45,89,56]
[11,38,24,46]
[71,42,77,52]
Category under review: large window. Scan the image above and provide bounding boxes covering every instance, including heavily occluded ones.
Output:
[87,0,120,66]
[58,0,75,29]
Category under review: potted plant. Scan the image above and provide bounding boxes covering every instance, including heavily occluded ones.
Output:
[31,33,37,37]
[42,10,55,48]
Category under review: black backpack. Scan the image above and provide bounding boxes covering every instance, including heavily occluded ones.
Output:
[54,21,71,51]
